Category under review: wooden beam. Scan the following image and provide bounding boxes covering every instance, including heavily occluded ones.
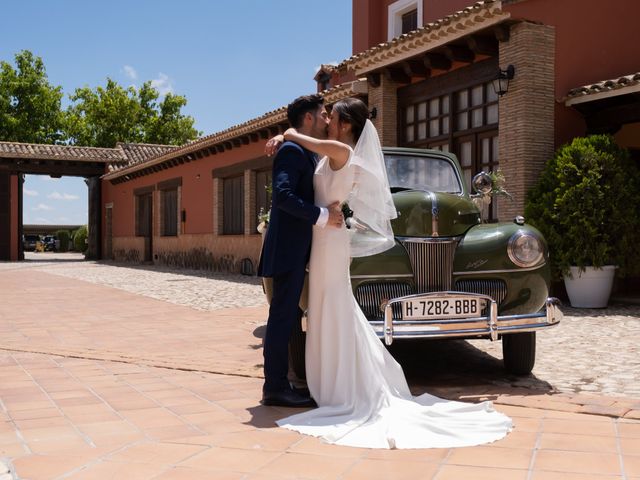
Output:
[259,130,269,139]
[268,126,280,136]
[232,138,241,147]
[249,132,259,142]
[240,136,250,145]
[367,72,381,88]
[216,144,225,153]
[224,141,233,150]
[385,67,411,84]
[493,24,510,42]
[402,60,430,78]
[442,45,475,63]
[466,35,498,56]
[423,53,452,71]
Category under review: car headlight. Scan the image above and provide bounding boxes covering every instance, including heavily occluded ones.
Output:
[507,231,544,268]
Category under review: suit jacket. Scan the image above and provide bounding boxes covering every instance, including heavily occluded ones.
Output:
[258,141,320,277]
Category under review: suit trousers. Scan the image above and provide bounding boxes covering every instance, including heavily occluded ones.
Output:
[263,266,306,393]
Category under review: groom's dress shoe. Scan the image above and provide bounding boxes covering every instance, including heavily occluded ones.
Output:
[261,388,317,408]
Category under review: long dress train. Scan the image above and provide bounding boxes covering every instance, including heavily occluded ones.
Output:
[277,156,512,449]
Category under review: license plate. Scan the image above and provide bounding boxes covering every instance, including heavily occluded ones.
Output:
[401,295,485,320]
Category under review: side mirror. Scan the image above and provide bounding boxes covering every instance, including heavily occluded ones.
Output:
[472,172,493,195]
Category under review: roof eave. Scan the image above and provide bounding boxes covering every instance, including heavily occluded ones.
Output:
[103,79,368,182]
[565,83,640,106]
[340,1,511,76]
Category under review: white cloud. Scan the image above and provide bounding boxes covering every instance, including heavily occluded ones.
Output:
[41,176,60,182]
[48,191,80,201]
[151,73,174,96]
[123,65,138,80]
[35,216,52,223]
[24,189,38,197]
[32,203,53,211]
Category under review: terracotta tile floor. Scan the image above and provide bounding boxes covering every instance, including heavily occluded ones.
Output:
[0,269,639,479]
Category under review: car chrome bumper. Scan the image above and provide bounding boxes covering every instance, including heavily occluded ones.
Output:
[373,293,562,345]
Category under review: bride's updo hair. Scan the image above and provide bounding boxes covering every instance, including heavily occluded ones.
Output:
[332,97,369,143]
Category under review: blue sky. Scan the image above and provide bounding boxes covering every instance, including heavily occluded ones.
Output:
[2,0,352,225]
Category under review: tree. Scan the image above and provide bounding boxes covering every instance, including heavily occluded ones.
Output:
[0,50,66,143]
[65,79,200,148]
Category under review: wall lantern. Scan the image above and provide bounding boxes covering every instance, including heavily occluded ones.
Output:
[492,65,515,97]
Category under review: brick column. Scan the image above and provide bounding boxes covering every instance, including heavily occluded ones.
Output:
[369,75,399,147]
[498,21,555,221]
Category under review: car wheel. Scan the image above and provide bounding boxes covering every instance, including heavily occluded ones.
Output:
[502,332,536,375]
[288,314,306,380]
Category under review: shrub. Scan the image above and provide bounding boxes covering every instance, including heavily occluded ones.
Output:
[525,134,640,279]
[56,230,70,252]
[73,225,88,253]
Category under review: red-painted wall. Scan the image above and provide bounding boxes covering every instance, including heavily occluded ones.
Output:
[353,0,480,55]
[102,142,268,238]
[352,0,640,146]
[504,0,640,146]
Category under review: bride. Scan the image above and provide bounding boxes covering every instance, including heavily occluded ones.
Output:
[269,97,512,449]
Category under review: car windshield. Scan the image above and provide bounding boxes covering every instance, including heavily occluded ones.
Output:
[384,154,462,194]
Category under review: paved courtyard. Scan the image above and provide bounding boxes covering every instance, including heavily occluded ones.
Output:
[0,253,639,479]
[6,252,640,398]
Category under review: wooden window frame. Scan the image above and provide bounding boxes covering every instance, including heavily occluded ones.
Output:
[398,60,501,220]
[134,186,155,238]
[222,174,244,235]
[157,177,181,237]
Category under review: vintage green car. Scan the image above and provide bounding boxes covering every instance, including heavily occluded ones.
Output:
[268,147,562,378]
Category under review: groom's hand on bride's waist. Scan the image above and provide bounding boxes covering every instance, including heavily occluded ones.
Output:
[327,201,344,228]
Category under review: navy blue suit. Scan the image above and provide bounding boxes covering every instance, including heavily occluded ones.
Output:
[258,142,320,393]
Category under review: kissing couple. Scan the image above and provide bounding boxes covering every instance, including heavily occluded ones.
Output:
[257,95,512,449]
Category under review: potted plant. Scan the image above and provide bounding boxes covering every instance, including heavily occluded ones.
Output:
[525,134,640,307]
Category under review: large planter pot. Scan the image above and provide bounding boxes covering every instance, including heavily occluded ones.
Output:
[563,265,616,308]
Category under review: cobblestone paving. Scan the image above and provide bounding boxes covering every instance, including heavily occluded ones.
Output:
[4,252,265,311]
[5,253,640,399]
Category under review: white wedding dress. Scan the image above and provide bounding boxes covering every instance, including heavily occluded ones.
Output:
[277,154,512,449]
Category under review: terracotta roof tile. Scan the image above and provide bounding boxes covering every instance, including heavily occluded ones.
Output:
[109,143,179,172]
[0,142,125,162]
[103,80,367,181]
[337,0,510,74]
[566,72,640,101]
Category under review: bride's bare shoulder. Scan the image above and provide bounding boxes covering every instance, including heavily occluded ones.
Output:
[329,146,354,171]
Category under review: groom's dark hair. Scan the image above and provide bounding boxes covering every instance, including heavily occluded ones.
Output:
[287,94,324,128]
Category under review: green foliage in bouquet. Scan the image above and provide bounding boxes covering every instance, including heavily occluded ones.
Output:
[525,134,640,279]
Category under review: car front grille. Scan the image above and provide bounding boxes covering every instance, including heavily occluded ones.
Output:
[398,237,459,292]
[454,279,508,310]
[354,281,412,320]
[353,238,510,320]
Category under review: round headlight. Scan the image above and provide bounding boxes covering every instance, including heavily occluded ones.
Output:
[508,231,544,268]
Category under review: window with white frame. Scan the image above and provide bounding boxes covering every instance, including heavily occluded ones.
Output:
[388,0,422,40]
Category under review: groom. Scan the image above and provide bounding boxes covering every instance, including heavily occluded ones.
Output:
[258,94,343,407]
